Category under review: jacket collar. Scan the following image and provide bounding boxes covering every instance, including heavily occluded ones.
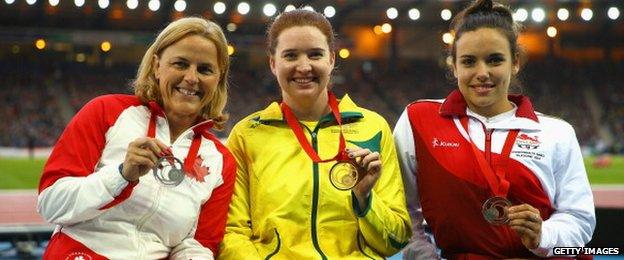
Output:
[147,101,214,135]
[440,89,539,123]
[257,94,364,124]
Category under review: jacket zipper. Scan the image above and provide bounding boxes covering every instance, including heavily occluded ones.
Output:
[309,129,328,260]
[135,185,163,258]
[485,128,493,166]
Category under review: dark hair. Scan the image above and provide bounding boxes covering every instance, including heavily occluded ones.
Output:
[266,9,335,55]
[449,0,522,64]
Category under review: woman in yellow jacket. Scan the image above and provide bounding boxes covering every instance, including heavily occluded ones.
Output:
[220,9,411,259]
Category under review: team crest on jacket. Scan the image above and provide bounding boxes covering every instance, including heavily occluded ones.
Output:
[516,134,540,150]
[190,157,210,182]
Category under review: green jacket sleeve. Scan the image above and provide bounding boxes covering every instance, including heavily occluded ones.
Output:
[352,121,412,256]
[219,125,261,260]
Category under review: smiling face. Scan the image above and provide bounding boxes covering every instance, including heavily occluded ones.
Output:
[453,27,519,117]
[154,34,221,121]
[270,25,335,108]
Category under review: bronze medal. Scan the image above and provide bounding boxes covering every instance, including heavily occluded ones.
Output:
[481,196,512,225]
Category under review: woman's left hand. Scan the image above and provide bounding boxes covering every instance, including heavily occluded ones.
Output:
[347,148,381,209]
[507,204,543,250]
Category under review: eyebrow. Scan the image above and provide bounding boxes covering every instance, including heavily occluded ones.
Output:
[459,52,505,58]
[281,48,326,54]
[173,56,215,67]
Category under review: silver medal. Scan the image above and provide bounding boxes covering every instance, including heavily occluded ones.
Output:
[153,156,185,187]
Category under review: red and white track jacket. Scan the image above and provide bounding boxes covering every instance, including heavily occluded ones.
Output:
[393,90,595,258]
[37,94,236,259]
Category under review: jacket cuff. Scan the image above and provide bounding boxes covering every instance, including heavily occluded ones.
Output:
[529,224,553,257]
[351,190,372,217]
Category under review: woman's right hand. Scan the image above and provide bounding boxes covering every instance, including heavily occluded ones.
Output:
[121,137,170,182]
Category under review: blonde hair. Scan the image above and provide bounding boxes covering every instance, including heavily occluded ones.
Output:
[133,17,230,130]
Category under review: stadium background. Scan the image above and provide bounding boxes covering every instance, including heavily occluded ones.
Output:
[0,0,622,258]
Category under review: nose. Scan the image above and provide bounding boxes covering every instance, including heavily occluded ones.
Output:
[475,62,489,82]
[184,67,199,85]
[295,58,312,74]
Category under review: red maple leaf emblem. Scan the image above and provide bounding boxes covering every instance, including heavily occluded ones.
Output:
[190,157,210,182]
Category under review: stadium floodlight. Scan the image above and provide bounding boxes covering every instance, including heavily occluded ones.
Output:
[5,0,15,5]
[608,7,620,20]
[263,3,277,17]
[324,6,336,18]
[531,8,545,22]
[381,23,392,34]
[126,0,138,10]
[214,2,226,14]
[581,8,593,21]
[49,0,59,7]
[546,26,557,38]
[339,48,350,59]
[284,5,296,13]
[373,25,383,35]
[74,0,85,7]
[98,0,109,9]
[237,2,250,15]
[557,8,569,21]
[442,32,454,45]
[408,8,420,20]
[26,0,36,5]
[148,0,160,11]
[35,39,46,50]
[174,0,186,12]
[76,53,86,63]
[441,9,452,21]
[226,23,237,32]
[513,8,528,22]
[101,41,112,52]
[387,7,398,20]
[302,5,314,12]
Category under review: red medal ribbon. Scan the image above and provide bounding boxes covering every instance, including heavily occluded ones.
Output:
[460,117,519,198]
[281,91,350,163]
[147,105,203,176]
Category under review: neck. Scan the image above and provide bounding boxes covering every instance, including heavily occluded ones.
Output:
[283,93,330,121]
[166,111,196,142]
[468,101,514,118]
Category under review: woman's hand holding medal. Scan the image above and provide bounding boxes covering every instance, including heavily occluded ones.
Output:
[507,204,543,250]
[122,137,171,182]
[346,147,382,210]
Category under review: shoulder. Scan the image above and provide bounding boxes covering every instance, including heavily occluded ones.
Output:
[406,98,444,111]
[229,110,266,134]
[536,112,575,133]
[82,94,142,113]
[74,94,144,126]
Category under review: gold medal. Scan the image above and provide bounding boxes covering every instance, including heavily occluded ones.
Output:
[153,156,185,187]
[481,196,511,225]
[329,161,361,190]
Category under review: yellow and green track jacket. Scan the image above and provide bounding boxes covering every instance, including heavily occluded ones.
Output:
[220,95,411,259]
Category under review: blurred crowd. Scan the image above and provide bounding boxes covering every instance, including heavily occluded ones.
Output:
[1,57,622,154]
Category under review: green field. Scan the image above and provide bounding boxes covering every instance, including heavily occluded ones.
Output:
[0,156,623,189]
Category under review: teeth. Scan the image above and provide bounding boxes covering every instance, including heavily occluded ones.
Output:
[294,78,313,84]
[177,88,197,96]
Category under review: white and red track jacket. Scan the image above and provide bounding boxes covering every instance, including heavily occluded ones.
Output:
[37,94,236,260]
[393,90,595,258]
